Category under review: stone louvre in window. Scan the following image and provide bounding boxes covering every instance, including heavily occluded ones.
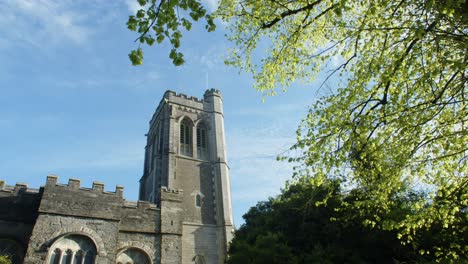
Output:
[196,124,208,160]
[180,118,193,157]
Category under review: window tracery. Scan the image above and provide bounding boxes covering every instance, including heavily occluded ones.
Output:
[47,234,97,264]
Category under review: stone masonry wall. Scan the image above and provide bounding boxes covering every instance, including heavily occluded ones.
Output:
[160,187,183,264]
[181,224,219,264]
[21,176,166,264]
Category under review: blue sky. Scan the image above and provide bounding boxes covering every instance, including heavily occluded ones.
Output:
[0,0,326,226]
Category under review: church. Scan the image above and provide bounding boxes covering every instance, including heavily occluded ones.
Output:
[0,89,235,264]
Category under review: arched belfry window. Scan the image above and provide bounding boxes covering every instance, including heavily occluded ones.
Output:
[180,118,193,157]
[47,234,97,264]
[196,123,208,160]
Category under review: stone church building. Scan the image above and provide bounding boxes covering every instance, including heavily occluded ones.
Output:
[0,89,235,264]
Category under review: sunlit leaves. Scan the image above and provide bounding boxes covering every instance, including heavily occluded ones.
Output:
[127,0,216,65]
[129,48,144,65]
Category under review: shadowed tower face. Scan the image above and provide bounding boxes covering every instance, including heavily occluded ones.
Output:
[139,89,234,263]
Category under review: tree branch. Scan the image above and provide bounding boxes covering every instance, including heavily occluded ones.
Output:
[261,0,326,29]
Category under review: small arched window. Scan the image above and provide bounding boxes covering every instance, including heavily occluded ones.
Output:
[196,194,202,207]
[196,123,208,160]
[180,118,193,157]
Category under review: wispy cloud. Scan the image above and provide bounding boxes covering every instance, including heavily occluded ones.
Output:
[0,0,96,48]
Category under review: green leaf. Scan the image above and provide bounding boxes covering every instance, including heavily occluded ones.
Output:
[129,48,144,66]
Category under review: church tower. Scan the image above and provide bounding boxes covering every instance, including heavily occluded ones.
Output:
[139,89,234,263]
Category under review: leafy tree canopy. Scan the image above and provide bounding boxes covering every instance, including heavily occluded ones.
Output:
[128,0,467,260]
[228,180,466,263]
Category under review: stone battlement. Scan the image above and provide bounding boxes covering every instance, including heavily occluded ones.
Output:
[38,175,166,221]
[45,175,124,198]
[0,180,40,195]
[160,186,183,194]
[149,89,222,126]
[203,88,221,98]
[164,90,204,103]
[123,200,158,210]
[160,187,184,203]
[1,176,183,215]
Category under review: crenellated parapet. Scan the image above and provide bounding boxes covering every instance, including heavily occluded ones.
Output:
[123,200,158,210]
[150,90,208,126]
[40,175,161,222]
[0,180,40,196]
[165,90,204,103]
[0,180,41,224]
[45,175,124,198]
[203,88,222,99]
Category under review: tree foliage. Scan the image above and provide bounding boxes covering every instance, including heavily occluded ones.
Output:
[228,180,466,264]
[127,0,215,66]
[0,255,11,264]
[128,0,467,260]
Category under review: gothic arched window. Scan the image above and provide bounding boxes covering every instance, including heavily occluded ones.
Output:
[180,118,193,157]
[116,248,151,264]
[47,234,97,264]
[196,123,208,160]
